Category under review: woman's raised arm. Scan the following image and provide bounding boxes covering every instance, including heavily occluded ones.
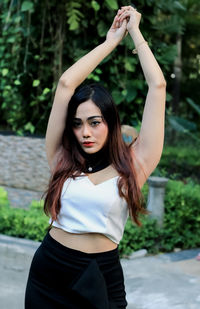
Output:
[45,14,127,171]
[118,6,166,188]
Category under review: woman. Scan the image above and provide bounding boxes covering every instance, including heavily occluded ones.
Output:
[25,5,166,309]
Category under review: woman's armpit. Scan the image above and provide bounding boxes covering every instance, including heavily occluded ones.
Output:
[130,146,148,189]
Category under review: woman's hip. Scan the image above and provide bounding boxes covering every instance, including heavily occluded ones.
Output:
[26,231,128,308]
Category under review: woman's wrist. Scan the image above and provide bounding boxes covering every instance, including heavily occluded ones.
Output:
[128,27,147,51]
[128,27,141,37]
[104,39,119,50]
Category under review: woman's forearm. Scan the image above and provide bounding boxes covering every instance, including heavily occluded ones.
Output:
[129,28,166,87]
[60,40,117,90]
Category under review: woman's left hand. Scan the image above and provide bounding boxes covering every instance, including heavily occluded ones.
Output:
[106,12,128,45]
[117,5,141,32]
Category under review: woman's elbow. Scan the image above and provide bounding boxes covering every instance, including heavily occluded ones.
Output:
[157,79,167,88]
[149,79,167,88]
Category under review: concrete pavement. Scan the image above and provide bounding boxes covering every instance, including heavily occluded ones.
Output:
[0,234,200,309]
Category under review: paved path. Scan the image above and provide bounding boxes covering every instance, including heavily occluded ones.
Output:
[0,234,200,309]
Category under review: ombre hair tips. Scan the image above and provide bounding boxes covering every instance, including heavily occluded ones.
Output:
[43,83,147,226]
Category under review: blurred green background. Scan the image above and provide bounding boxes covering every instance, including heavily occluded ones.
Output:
[0,0,199,140]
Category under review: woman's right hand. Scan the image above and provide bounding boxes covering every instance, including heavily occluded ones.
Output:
[117,5,141,32]
[106,12,128,45]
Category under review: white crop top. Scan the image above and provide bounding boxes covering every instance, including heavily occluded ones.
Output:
[50,174,129,244]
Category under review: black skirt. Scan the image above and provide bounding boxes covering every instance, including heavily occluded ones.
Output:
[25,231,128,309]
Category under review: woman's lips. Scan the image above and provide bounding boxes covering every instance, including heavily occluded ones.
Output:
[83,142,94,147]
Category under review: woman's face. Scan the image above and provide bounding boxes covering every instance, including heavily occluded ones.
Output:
[72,99,109,154]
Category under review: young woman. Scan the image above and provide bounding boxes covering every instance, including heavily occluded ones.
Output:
[25,5,166,309]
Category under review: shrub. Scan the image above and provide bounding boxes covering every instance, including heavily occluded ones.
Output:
[160,180,200,251]
[0,179,200,256]
[119,216,161,256]
[0,195,49,241]
[154,146,200,183]
[0,187,9,207]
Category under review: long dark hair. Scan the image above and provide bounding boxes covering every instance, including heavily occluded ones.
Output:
[44,83,147,225]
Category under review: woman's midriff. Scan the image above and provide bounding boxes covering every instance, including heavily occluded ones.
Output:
[49,227,118,253]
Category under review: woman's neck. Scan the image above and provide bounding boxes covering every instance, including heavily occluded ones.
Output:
[78,145,110,174]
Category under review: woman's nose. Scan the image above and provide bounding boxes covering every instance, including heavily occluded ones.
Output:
[82,124,91,137]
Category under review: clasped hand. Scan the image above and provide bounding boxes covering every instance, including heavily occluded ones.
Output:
[106,5,141,45]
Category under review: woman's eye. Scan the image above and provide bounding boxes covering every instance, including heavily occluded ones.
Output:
[91,121,100,127]
[73,122,82,128]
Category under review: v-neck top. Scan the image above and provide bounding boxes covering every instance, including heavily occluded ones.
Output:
[50,174,129,244]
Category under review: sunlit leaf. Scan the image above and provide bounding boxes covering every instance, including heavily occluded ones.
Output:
[21,1,34,12]
[33,80,40,87]
[43,88,50,95]
[105,0,118,10]
[125,61,135,72]
[24,122,35,134]
[2,68,8,76]
[14,80,21,85]
[91,0,100,11]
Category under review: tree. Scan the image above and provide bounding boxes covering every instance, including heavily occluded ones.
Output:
[0,0,199,139]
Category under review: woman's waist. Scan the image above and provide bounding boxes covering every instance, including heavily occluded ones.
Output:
[49,227,118,254]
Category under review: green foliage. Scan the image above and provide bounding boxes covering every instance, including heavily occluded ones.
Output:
[154,145,200,183]
[0,187,9,207]
[21,1,34,12]
[66,2,84,31]
[119,216,161,256]
[186,97,200,116]
[0,0,183,135]
[1,177,199,256]
[160,180,200,251]
[91,1,100,12]
[105,0,118,10]
[166,103,200,143]
[119,179,200,255]
[0,194,49,241]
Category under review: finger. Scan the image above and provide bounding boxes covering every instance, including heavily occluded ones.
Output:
[117,6,132,16]
[119,10,130,18]
[121,18,128,31]
[115,16,122,28]
[117,6,136,22]
[121,5,134,9]
[118,11,130,23]
[118,7,128,15]
[111,15,119,28]
[121,5,137,12]
[120,6,131,11]
[117,8,125,18]
[119,18,127,29]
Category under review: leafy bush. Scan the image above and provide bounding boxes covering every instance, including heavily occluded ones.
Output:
[153,145,200,183]
[0,179,200,256]
[119,216,161,256]
[0,187,9,207]
[160,180,200,251]
[0,193,49,241]
[120,179,200,255]
[0,0,179,135]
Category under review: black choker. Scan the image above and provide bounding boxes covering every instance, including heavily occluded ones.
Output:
[78,145,110,174]
[85,154,110,173]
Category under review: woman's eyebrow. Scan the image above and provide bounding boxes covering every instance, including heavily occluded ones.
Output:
[88,116,103,120]
[73,116,103,120]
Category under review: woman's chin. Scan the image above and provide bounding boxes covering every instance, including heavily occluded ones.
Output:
[82,146,100,154]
